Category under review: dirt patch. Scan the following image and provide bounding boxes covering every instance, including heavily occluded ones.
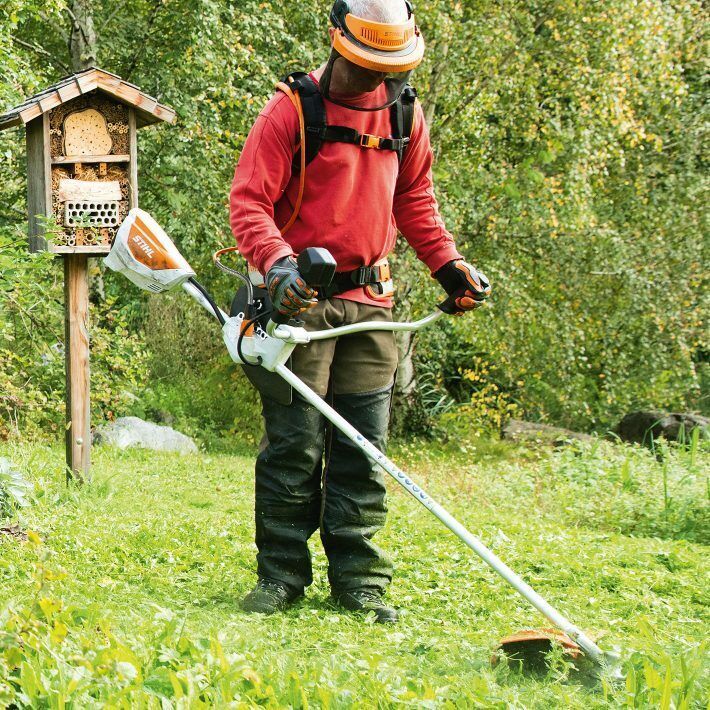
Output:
[502,419,595,446]
[0,524,28,542]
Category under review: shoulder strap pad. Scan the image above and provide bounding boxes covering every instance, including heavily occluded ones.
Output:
[280,72,326,170]
[390,85,417,165]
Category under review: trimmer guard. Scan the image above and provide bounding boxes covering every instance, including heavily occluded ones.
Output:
[494,628,582,666]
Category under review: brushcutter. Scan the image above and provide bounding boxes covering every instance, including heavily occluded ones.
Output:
[106,208,620,672]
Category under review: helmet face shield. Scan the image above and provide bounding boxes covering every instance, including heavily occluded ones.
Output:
[323,0,424,111]
[321,52,413,111]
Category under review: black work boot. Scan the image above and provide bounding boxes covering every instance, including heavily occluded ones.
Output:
[241,578,302,614]
[335,589,398,624]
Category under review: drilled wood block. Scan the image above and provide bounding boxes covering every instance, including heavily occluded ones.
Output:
[64,108,113,156]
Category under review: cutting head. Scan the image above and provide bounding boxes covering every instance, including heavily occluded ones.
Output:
[492,629,582,672]
[493,629,623,681]
[105,209,195,293]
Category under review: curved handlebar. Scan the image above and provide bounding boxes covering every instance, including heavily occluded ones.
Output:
[307,310,444,340]
[266,246,456,336]
[270,310,445,342]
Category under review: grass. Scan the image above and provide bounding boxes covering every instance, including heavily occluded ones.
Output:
[0,434,707,707]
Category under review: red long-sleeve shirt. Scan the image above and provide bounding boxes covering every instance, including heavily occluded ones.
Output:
[229,72,461,307]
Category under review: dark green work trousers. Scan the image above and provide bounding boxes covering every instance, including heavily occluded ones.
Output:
[254,299,399,595]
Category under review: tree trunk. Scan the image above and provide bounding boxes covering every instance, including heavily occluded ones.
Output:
[68,0,97,72]
[395,331,417,399]
[64,2,97,484]
[393,40,451,411]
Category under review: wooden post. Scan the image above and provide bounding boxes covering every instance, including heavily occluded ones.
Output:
[1,69,177,486]
[64,255,91,482]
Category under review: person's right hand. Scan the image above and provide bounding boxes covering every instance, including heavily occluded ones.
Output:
[266,256,318,320]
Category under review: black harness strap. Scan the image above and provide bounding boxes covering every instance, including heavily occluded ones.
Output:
[310,125,409,152]
[277,72,417,298]
[392,85,417,164]
[282,72,416,170]
[287,72,327,171]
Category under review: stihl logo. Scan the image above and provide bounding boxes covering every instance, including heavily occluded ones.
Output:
[132,234,155,258]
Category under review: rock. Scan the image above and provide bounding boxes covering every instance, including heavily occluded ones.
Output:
[502,419,595,446]
[615,411,709,446]
[93,416,197,453]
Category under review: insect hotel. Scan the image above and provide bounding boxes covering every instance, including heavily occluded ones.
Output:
[0,67,176,480]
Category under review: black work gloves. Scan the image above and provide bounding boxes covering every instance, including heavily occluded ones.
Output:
[434,259,491,315]
[266,256,318,320]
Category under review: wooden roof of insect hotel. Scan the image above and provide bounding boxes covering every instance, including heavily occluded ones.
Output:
[0,67,177,131]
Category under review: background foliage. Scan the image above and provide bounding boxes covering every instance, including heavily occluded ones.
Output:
[0,0,707,442]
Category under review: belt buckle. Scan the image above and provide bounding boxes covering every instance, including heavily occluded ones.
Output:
[352,266,369,286]
[377,262,391,281]
[360,133,381,149]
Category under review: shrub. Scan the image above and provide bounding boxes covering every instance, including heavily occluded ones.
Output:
[0,235,149,439]
[0,459,31,523]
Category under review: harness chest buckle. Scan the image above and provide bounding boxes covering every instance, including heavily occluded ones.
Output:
[359,133,382,149]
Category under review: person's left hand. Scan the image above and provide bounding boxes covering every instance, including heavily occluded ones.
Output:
[434,259,491,315]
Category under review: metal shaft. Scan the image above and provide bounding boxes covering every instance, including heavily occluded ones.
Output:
[275,363,605,664]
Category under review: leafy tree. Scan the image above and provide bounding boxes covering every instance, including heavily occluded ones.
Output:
[0,0,707,439]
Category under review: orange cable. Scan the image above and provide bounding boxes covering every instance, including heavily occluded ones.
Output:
[274,79,307,236]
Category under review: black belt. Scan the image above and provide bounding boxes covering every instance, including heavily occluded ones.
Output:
[317,264,389,300]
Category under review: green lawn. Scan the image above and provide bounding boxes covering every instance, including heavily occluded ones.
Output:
[0,434,707,707]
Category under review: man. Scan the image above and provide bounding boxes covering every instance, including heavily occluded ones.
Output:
[229,0,490,623]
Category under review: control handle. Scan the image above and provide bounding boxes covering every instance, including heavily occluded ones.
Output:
[297,247,337,289]
[270,247,337,325]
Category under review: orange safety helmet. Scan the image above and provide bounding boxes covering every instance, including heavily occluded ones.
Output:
[321,0,425,111]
